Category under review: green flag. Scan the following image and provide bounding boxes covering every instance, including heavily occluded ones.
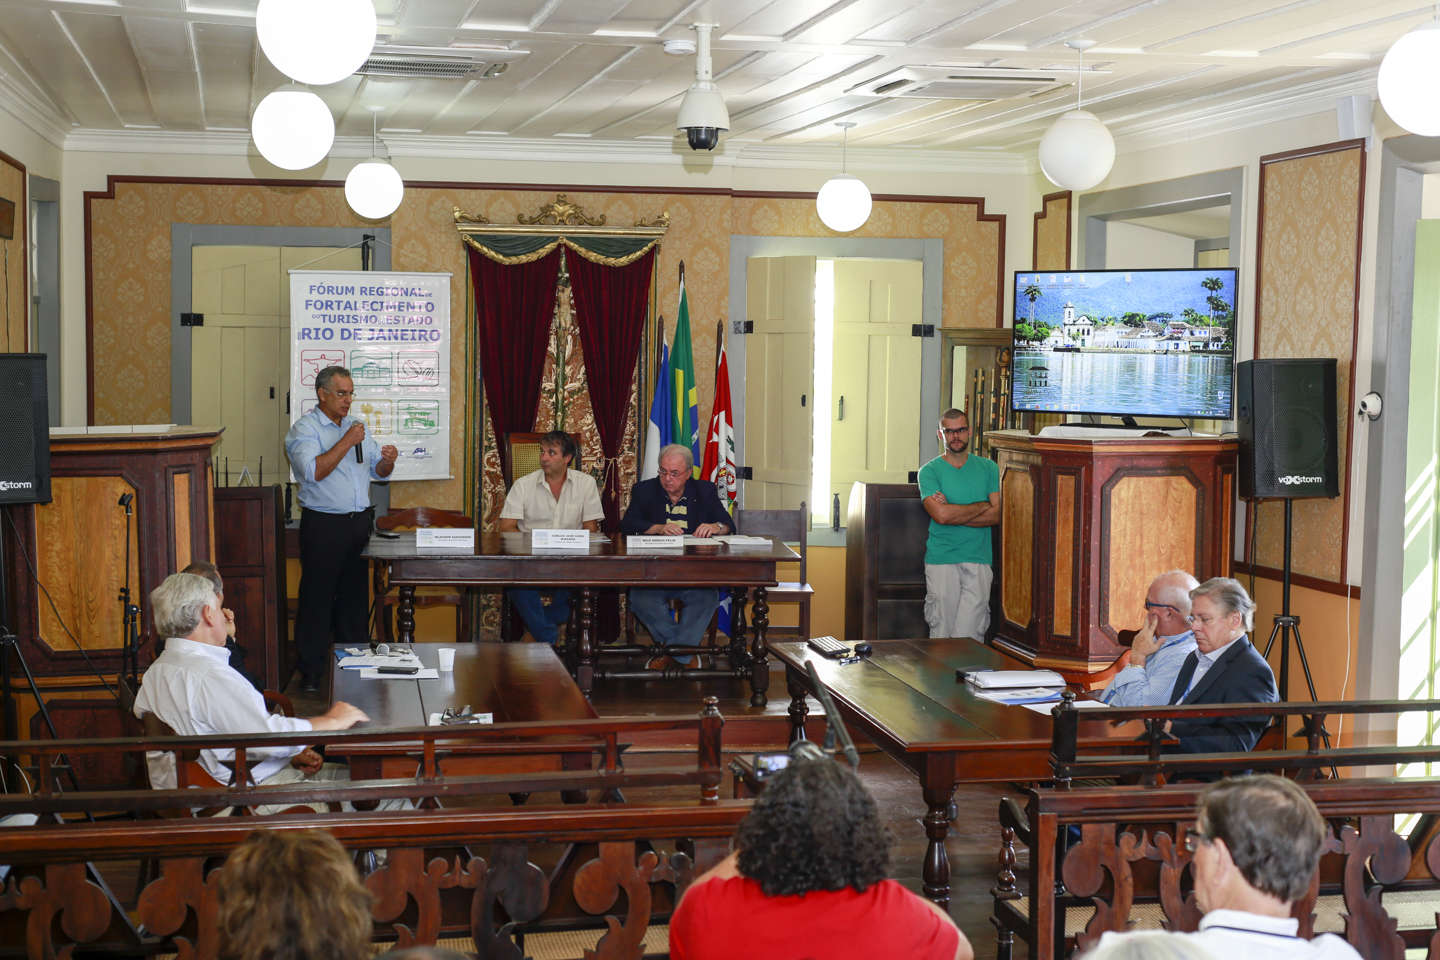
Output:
[670,273,701,476]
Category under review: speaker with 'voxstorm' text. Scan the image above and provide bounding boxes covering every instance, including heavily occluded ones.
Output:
[0,354,51,506]
[1236,357,1339,500]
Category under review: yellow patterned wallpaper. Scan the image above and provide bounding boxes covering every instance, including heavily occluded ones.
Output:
[89,179,1005,510]
[0,153,26,353]
[1252,144,1363,584]
[1034,191,1071,271]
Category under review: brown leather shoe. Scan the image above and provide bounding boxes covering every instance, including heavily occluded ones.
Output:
[647,654,677,671]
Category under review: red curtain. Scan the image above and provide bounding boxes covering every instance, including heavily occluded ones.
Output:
[467,245,563,444]
[568,247,656,530]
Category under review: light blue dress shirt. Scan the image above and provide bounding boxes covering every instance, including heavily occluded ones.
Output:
[284,407,386,514]
[1100,629,1198,706]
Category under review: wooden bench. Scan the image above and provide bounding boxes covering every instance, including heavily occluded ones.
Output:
[993,696,1440,960]
[0,700,744,960]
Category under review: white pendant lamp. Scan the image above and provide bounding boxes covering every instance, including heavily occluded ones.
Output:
[1379,8,1440,137]
[816,122,872,233]
[256,0,377,87]
[1038,40,1115,192]
[252,84,335,170]
[346,106,404,220]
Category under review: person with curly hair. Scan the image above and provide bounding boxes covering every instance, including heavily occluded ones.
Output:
[668,758,970,960]
[215,828,373,960]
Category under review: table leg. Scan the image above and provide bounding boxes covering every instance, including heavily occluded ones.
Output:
[728,587,750,669]
[785,665,809,744]
[921,753,958,908]
[576,586,595,697]
[748,585,770,708]
[397,586,416,646]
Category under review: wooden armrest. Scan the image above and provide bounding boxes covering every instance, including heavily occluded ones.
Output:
[263,691,295,718]
[1053,649,1132,688]
[999,796,1032,847]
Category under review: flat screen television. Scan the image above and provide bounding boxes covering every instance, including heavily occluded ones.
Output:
[1010,267,1238,420]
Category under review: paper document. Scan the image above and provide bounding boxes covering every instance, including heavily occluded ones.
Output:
[360,668,439,680]
[428,712,494,726]
[972,686,1064,705]
[714,535,770,545]
[339,654,421,669]
[1022,699,1112,715]
[967,669,1066,690]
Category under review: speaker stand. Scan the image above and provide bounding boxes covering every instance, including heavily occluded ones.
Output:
[1259,498,1338,778]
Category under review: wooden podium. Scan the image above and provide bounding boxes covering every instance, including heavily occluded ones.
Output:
[986,430,1237,671]
[2,427,221,763]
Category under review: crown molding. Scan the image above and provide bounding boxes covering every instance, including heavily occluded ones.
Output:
[1108,67,1378,154]
[62,129,384,158]
[0,71,71,149]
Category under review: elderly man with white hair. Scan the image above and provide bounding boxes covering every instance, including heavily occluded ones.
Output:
[619,444,735,669]
[134,571,370,814]
[1100,570,1200,706]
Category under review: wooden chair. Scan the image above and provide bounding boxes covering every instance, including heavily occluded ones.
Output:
[498,432,583,641]
[373,507,475,643]
[734,502,813,641]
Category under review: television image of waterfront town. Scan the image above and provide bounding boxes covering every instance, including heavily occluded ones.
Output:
[1011,269,1237,419]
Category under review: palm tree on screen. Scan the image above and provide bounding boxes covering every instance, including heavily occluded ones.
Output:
[1201,276,1225,325]
[1023,284,1042,324]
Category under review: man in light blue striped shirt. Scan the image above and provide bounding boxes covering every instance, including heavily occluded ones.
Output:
[285,366,398,692]
[1100,570,1200,706]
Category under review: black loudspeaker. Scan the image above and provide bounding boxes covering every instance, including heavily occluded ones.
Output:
[0,354,51,506]
[1236,358,1339,500]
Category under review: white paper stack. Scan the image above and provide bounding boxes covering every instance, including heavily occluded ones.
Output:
[338,654,421,669]
[966,670,1066,690]
[715,535,771,547]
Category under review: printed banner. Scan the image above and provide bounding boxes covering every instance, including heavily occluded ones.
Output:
[288,270,452,481]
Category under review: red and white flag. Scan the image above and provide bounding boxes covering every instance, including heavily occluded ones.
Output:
[701,342,737,509]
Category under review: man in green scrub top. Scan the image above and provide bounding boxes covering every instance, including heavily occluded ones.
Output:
[917,408,1001,640]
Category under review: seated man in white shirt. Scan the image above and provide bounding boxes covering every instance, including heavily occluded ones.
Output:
[134,572,373,815]
[1094,775,1361,960]
[498,431,604,644]
[1100,570,1199,706]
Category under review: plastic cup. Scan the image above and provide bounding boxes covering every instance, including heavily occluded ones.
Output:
[438,647,456,672]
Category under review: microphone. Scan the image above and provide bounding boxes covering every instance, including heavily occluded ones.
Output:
[354,421,364,463]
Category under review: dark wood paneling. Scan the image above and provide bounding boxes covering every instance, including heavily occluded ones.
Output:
[846,483,936,642]
[214,485,286,692]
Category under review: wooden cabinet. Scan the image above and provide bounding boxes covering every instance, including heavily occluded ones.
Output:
[844,482,930,642]
[987,430,1237,670]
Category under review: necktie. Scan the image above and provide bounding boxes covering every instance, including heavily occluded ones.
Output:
[1170,652,1200,704]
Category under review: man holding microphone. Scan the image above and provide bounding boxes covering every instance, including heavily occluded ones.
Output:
[285,365,398,693]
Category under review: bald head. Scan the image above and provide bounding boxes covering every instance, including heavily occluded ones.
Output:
[1147,570,1199,635]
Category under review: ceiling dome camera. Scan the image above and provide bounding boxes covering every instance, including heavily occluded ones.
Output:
[675,25,728,153]
[686,127,721,151]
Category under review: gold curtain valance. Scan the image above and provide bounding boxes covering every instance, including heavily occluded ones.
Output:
[454,194,669,266]
[459,233,661,267]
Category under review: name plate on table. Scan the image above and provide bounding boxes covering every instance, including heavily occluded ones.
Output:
[416,528,475,548]
[531,529,590,549]
[628,535,684,550]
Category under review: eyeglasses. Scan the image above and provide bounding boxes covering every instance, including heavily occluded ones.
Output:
[1183,828,1209,853]
[1186,613,1231,626]
[941,427,971,436]
[657,468,689,479]
[1144,600,1180,613]
[324,388,354,398]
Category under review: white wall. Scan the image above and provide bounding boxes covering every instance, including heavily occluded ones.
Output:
[1104,221,1196,269]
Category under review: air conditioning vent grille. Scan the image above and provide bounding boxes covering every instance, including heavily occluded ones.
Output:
[357,56,484,79]
[900,77,1064,100]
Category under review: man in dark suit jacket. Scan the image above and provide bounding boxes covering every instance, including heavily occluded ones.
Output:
[620,444,734,669]
[1167,577,1278,755]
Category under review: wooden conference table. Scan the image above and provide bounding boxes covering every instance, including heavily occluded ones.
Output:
[332,642,599,791]
[364,531,800,705]
[772,637,1159,908]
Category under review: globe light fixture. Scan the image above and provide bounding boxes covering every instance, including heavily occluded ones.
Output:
[256,0,377,87]
[252,84,335,170]
[816,122,872,233]
[1379,15,1440,137]
[345,106,404,220]
[1038,40,1115,192]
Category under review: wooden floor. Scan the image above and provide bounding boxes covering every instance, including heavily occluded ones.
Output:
[281,650,1023,960]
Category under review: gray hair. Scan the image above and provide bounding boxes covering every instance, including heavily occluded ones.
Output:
[658,443,694,471]
[1082,933,1219,960]
[1152,570,1200,616]
[1190,576,1256,631]
[315,365,351,393]
[151,572,219,639]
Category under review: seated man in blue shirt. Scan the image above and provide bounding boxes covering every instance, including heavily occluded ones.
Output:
[1100,570,1200,706]
[619,444,733,669]
[284,365,397,692]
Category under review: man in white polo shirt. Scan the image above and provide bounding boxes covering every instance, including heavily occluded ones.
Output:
[498,430,604,644]
[1095,775,1360,960]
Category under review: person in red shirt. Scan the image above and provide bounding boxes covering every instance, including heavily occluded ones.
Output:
[669,758,971,960]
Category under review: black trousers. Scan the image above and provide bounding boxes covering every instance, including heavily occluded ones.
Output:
[296,506,373,676]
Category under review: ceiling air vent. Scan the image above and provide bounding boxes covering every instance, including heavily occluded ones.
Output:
[356,45,529,80]
[849,66,1074,101]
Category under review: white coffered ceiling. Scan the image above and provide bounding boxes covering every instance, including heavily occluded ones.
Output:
[0,0,1406,157]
